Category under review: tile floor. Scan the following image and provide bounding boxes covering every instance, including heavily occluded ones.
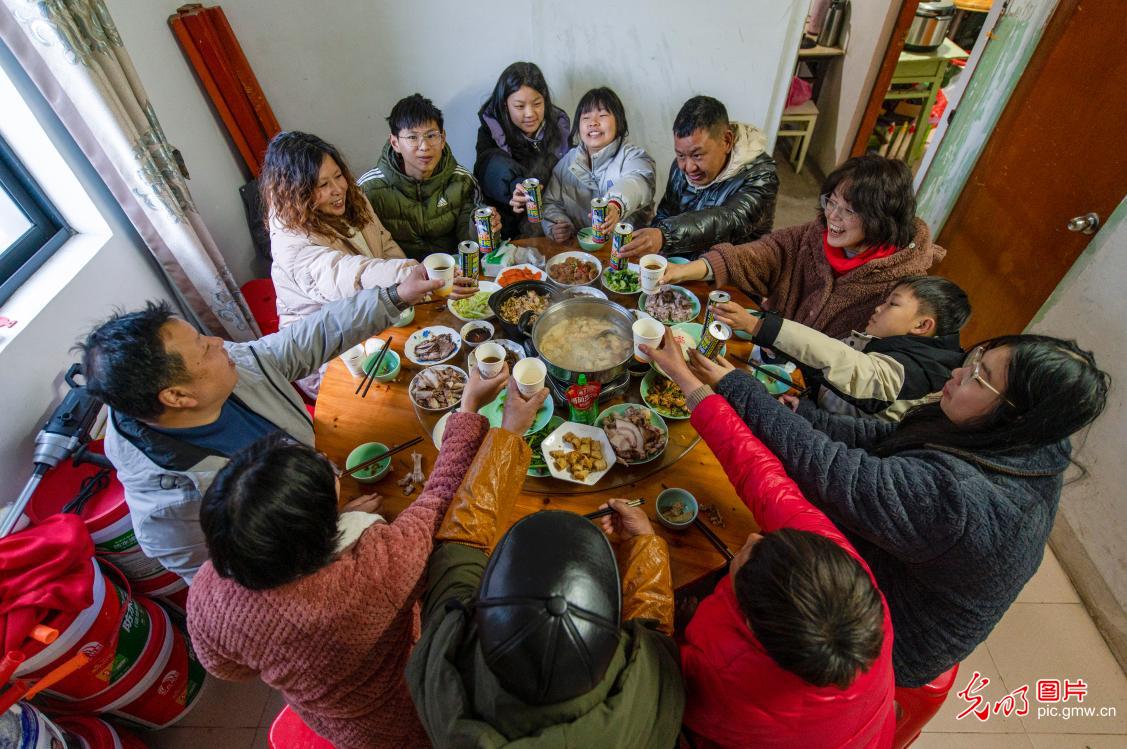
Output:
[143,157,1126,748]
[138,546,1127,749]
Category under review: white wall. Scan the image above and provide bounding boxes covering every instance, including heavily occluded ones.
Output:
[807,0,899,174]
[107,0,807,278]
[0,41,174,501]
[1028,198,1127,654]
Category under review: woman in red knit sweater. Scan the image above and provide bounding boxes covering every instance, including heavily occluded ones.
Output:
[662,155,944,339]
[186,365,545,748]
[647,331,896,748]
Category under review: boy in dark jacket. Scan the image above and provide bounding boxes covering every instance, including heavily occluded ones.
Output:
[718,275,970,421]
[359,93,498,260]
[618,96,779,260]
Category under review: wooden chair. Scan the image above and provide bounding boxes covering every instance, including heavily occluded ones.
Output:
[777,100,819,174]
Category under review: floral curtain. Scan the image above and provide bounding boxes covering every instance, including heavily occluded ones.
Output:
[0,0,258,340]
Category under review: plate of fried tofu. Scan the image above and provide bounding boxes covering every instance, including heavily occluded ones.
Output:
[541,422,618,486]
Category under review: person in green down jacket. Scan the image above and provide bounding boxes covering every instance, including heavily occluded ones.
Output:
[359,93,500,260]
[406,385,684,748]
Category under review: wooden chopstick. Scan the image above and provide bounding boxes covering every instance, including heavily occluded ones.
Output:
[692,517,735,561]
[729,353,806,395]
[342,435,423,478]
[358,336,393,398]
[584,498,645,520]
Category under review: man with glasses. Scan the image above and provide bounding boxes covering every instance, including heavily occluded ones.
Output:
[360,93,500,260]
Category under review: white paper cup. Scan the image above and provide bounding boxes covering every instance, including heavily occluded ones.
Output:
[423,253,456,297]
[476,342,506,378]
[632,318,665,363]
[342,343,367,378]
[639,254,668,294]
[513,358,547,396]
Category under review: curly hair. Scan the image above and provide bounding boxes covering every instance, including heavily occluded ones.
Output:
[259,131,373,249]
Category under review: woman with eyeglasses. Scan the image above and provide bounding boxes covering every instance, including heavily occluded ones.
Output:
[661,155,942,338]
[645,330,1109,688]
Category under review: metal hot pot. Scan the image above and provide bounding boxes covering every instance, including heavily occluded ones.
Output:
[518,297,635,384]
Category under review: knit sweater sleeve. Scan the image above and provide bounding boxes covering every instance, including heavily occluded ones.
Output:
[701,222,807,296]
[714,370,965,563]
[186,566,260,682]
[359,411,490,608]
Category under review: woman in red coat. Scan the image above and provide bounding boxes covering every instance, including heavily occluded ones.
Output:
[666,345,896,747]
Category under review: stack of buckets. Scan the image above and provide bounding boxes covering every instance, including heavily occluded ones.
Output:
[2,701,147,748]
[8,439,207,736]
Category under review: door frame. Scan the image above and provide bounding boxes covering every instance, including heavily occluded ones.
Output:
[913,0,1062,234]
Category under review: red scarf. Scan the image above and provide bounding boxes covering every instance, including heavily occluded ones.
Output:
[822,231,898,276]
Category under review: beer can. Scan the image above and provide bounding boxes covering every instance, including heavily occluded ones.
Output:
[458,240,480,281]
[522,178,543,223]
[703,290,732,330]
[696,321,732,360]
[609,222,633,271]
[590,197,609,243]
[474,208,495,253]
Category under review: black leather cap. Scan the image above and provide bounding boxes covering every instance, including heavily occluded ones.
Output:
[475,511,622,705]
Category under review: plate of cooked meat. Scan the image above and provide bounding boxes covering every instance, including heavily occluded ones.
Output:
[409,365,466,412]
[639,285,700,325]
[546,251,602,287]
[595,404,668,465]
[404,326,461,365]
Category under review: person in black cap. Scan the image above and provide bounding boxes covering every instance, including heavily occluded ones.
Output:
[406,402,684,747]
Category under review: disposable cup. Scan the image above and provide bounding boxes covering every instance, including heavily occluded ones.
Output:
[476,342,506,378]
[639,254,668,294]
[513,358,547,396]
[424,253,456,297]
[632,318,665,363]
[364,338,388,356]
[341,344,366,378]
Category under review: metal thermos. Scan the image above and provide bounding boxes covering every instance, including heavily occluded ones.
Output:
[817,0,847,48]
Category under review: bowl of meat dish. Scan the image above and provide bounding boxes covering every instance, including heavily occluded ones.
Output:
[656,488,698,530]
[639,285,701,325]
[595,404,668,465]
[404,326,461,366]
[526,297,635,384]
[546,251,602,288]
[488,279,557,340]
[408,365,467,413]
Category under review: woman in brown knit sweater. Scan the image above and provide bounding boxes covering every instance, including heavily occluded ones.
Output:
[662,155,946,339]
[186,365,548,748]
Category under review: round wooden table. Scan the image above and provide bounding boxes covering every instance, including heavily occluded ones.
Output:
[314,237,762,590]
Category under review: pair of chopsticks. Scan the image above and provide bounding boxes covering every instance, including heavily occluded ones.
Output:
[355,336,393,398]
[693,518,735,561]
[584,498,645,520]
[341,436,423,479]
[729,353,807,395]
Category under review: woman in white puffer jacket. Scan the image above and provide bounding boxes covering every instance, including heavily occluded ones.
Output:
[262,131,416,330]
[540,88,657,243]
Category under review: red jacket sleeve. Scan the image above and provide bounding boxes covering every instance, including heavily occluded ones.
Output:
[691,394,855,554]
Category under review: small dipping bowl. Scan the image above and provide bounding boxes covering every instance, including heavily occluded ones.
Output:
[656,488,699,530]
[362,349,401,383]
[459,320,495,348]
[396,306,415,327]
[346,442,391,483]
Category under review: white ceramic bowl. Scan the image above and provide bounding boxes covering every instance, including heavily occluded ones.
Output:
[447,280,501,321]
[404,325,462,366]
[408,364,467,413]
[540,421,617,486]
[545,251,603,288]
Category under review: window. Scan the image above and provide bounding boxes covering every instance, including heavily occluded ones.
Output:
[0,135,70,305]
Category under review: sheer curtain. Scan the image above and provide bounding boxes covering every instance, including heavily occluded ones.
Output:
[0,0,259,340]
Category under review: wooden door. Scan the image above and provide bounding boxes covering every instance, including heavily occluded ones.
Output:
[933,0,1127,344]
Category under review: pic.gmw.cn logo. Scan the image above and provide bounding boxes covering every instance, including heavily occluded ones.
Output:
[956,671,1118,721]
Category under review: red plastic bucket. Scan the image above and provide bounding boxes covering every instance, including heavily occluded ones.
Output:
[28,440,172,583]
[54,715,148,749]
[43,596,168,713]
[109,616,206,729]
[15,560,129,701]
[129,572,187,615]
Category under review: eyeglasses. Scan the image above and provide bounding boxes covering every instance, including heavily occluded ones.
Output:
[820,194,859,223]
[397,131,443,149]
[960,346,1014,407]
